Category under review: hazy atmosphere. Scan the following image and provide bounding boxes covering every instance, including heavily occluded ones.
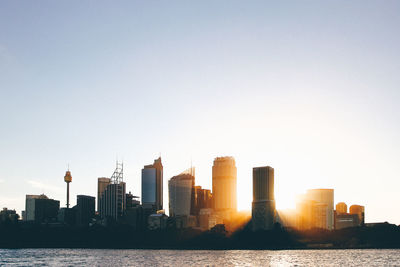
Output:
[1,1,400,225]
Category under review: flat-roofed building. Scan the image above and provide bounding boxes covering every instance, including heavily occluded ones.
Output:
[76,195,95,226]
[306,189,334,230]
[97,177,111,212]
[25,194,60,223]
[252,166,275,231]
[335,213,360,229]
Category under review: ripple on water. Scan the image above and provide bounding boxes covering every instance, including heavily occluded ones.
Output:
[0,249,399,266]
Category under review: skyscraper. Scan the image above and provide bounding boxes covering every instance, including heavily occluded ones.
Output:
[142,157,163,211]
[212,156,237,213]
[252,166,275,231]
[168,169,195,217]
[193,186,213,215]
[98,162,126,221]
[307,189,334,230]
[97,177,111,212]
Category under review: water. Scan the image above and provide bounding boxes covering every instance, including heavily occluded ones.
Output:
[0,249,399,266]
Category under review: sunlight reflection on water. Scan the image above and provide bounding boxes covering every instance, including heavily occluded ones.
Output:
[0,249,399,266]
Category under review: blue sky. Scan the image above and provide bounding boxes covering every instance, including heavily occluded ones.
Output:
[1,1,400,224]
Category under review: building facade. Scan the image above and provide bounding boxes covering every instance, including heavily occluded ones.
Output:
[99,182,126,221]
[349,204,365,225]
[336,202,348,215]
[212,156,237,213]
[0,208,18,224]
[335,213,360,229]
[25,194,60,223]
[193,186,213,215]
[76,195,95,226]
[97,177,111,212]
[306,189,334,230]
[98,162,126,222]
[252,166,275,231]
[168,172,195,217]
[142,157,163,211]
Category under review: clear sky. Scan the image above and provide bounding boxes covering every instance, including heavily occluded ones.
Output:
[1,1,399,224]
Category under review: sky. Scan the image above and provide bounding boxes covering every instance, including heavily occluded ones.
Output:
[0,1,399,224]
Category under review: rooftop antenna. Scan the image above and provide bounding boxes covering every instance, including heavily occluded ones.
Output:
[111,159,123,184]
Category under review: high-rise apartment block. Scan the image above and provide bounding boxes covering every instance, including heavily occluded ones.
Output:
[252,166,275,231]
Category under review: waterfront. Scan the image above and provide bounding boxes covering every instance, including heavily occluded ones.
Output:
[0,249,399,266]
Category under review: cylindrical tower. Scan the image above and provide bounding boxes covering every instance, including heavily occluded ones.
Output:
[64,170,72,208]
[212,156,237,213]
[252,166,275,231]
[336,202,347,214]
[349,204,365,225]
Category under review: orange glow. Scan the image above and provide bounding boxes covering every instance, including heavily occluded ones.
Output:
[223,211,251,233]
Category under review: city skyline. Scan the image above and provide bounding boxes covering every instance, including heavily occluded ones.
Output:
[1,155,370,226]
[1,1,400,226]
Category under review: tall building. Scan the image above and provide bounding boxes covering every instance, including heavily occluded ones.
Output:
[336,202,347,215]
[168,169,195,217]
[193,186,213,215]
[98,162,126,221]
[25,194,60,223]
[97,177,111,212]
[349,204,365,225]
[306,189,334,230]
[76,195,95,227]
[142,157,163,211]
[212,156,237,213]
[252,166,275,231]
[313,203,328,229]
